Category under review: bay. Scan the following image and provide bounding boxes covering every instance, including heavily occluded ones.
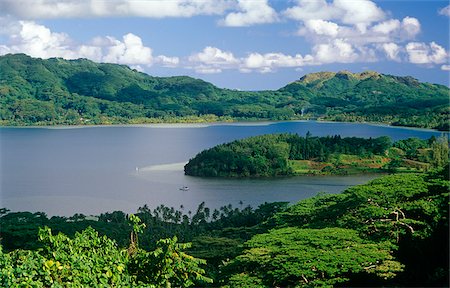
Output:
[0,121,442,216]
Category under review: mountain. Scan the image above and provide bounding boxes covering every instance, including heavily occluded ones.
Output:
[0,54,448,130]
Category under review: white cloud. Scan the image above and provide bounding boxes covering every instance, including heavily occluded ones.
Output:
[285,0,425,65]
[155,55,180,67]
[3,21,76,59]
[372,19,400,35]
[0,21,177,69]
[187,46,316,74]
[333,0,385,26]
[284,0,385,25]
[301,19,340,37]
[379,42,401,61]
[102,33,153,65]
[284,0,340,22]
[0,0,234,19]
[298,16,420,46]
[242,52,312,72]
[405,42,448,64]
[439,5,450,17]
[401,17,421,39]
[220,0,277,26]
[189,46,238,65]
[312,39,359,63]
[441,64,450,71]
[188,46,239,73]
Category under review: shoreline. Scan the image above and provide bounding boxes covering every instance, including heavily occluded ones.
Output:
[0,119,445,133]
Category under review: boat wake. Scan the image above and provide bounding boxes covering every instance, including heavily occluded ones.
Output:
[138,162,187,172]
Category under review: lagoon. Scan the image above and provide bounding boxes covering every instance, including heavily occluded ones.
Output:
[0,121,442,216]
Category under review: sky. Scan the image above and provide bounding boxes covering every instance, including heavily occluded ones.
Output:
[0,0,449,90]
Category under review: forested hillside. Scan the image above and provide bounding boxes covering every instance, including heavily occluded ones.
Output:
[184,134,449,177]
[1,54,448,129]
[1,168,448,286]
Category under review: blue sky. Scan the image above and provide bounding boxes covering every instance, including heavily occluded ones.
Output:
[0,0,449,90]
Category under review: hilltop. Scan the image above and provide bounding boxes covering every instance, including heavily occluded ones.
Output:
[0,54,448,129]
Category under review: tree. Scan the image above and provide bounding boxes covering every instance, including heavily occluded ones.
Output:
[129,236,213,287]
[226,227,403,287]
[430,135,449,168]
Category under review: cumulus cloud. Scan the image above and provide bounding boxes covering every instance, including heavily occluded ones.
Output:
[372,19,400,35]
[155,55,180,67]
[187,46,316,74]
[0,21,178,69]
[301,19,340,37]
[284,0,428,65]
[379,42,401,61]
[188,46,239,73]
[189,46,238,66]
[242,52,313,72]
[220,0,278,26]
[405,42,448,64]
[401,17,421,39]
[284,0,385,26]
[439,5,450,17]
[102,33,153,65]
[312,39,359,63]
[299,16,420,45]
[0,0,234,19]
[1,21,77,59]
[441,64,450,71]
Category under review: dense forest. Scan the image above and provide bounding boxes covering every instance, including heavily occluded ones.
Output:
[1,54,448,130]
[1,168,448,286]
[184,133,449,177]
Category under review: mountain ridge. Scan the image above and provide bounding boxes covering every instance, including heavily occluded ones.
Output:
[0,53,448,130]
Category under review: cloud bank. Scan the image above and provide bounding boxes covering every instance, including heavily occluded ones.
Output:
[0,0,448,74]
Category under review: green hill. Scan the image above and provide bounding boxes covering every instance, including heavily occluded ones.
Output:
[1,54,448,129]
[184,133,448,177]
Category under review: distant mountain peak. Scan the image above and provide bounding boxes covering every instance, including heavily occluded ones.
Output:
[298,72,336,83]
[298,70,382,84]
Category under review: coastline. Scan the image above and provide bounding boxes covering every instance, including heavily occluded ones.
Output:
[0,119,445,133]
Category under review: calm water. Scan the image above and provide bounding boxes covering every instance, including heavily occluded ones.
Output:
[0,121,442,216]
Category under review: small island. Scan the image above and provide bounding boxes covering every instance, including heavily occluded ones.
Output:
[184,133,448,177]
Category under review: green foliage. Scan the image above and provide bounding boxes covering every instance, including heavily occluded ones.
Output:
[0,227,134,287]
[186,133,448,177]
[185,134,293,177]
[1,54,448,129]
[274,173,449,242]
[256,171,449,286]
[226,227,403,287]
[130,237,213,287]
[185,133,424,177]
[0,223,211,287]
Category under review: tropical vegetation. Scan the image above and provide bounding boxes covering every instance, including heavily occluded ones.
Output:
[1,54,448,130]
[185,133,448,177]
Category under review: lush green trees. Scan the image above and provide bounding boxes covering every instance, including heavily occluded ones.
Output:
[1,54,448,129]
[185,134,293,177]
[185,134,444,177]
[223,170,449,287]
[226,227,402,287]
[0,216,212,287]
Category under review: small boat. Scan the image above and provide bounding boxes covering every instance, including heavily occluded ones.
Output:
[179,186,190,191]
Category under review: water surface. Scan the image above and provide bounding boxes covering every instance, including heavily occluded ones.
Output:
[0,121,442,216]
